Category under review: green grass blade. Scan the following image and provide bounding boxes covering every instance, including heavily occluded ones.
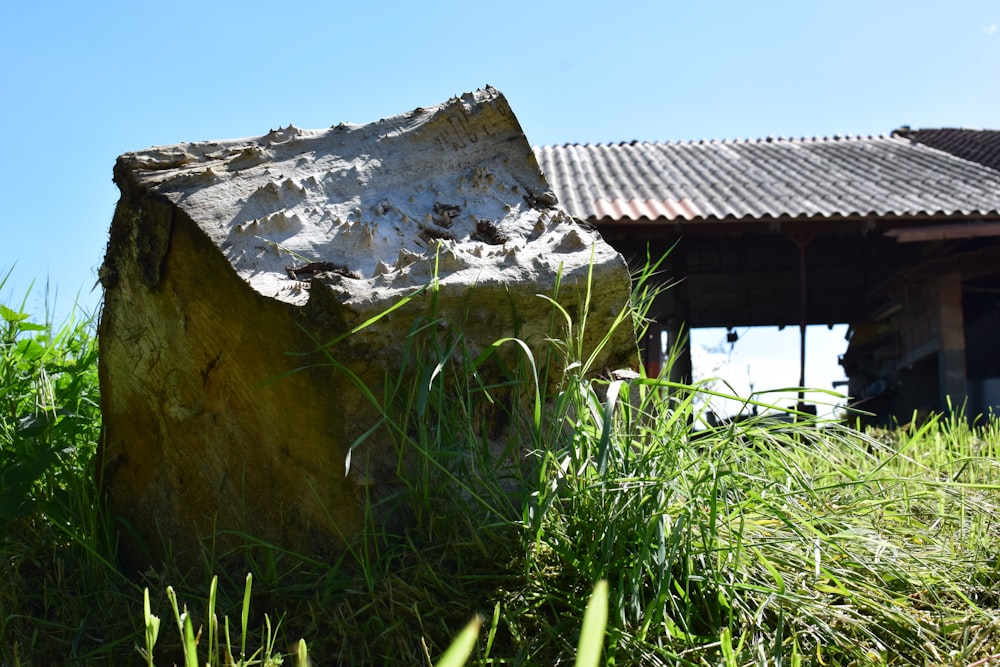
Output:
[596,380,623,475]
[295,638,309,667]
[206,575,218,666]
[434,616,481,667]
[576,580,609,667]
[181,611,198,667]
[141,588,160,667]
[241,572,252,661]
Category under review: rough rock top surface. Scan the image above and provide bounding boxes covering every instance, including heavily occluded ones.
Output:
[115,86,614,309]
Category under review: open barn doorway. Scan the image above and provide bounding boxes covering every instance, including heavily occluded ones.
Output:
[664,325,851,420]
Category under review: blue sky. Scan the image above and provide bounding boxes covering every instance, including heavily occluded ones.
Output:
[2,0,998,404]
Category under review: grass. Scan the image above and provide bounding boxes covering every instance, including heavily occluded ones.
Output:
[1,260,1000,666]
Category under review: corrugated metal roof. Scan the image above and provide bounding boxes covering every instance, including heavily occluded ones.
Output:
[534,131,1000,224]
[906,128,1000,172]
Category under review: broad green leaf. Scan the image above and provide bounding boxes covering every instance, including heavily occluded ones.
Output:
[0,304,29,323]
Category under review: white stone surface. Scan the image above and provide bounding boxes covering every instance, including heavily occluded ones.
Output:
[117,87,621,310]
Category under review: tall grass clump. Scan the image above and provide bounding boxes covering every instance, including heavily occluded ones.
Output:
[0,274,316,665]
[4,258,1000,665]
[520,383,1000,664]
[290,249,1000,664]
[0,273,131,662]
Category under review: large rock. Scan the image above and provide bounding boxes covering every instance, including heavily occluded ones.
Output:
[98,87,636,570]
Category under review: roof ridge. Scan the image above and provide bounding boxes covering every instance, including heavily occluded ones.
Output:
[536,134,904,150]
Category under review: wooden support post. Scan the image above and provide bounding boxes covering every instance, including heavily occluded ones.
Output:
[790,234,815,409]
[937,272,967,412]
[667,246,692,385]
[643,324,662,379]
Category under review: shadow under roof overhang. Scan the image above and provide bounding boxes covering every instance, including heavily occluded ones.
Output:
[594,212,1000,330]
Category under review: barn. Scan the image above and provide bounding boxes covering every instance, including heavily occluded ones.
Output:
[536,128,1000,424]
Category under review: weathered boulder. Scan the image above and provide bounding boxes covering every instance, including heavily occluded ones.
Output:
[98,87,636,570]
